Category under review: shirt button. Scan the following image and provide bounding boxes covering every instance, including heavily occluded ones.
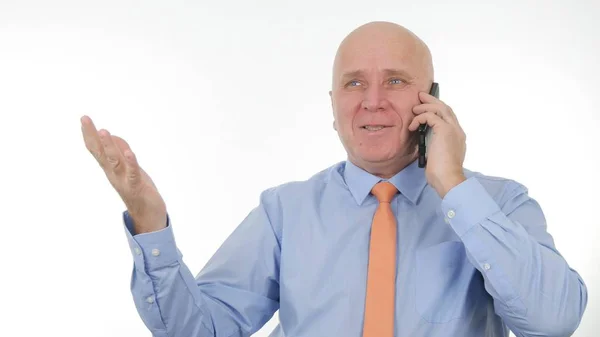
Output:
[483,263,491,271]
[134,247,141,255]
[447,210,456,218]
[146,296,154,304]
[151,249,160,257]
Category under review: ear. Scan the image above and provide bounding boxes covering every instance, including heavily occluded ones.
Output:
[329,91,337,131]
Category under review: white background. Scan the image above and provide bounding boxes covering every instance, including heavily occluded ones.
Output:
[0,0,598,336]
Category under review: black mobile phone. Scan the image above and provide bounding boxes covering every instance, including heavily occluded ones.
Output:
[417,82,439,168]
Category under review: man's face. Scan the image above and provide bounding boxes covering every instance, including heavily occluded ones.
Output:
[330,25,431,174]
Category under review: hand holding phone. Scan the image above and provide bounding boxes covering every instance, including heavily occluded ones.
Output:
[411,82,468,197]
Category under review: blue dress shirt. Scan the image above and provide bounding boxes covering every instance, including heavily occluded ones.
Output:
[124,159,587,337]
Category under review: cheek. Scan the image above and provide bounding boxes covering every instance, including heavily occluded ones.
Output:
[334,102,359,127]
[391,102,418,127]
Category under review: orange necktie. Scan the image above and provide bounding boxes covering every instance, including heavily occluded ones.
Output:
[362,181,398,337]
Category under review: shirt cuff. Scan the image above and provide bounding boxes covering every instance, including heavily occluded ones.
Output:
[123,211,182,273]
[441,177,502,237]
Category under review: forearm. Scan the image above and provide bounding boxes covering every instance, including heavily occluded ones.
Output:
[442,178,587,336]
[126,212,217,336]
[126,212,262,337]
[123,197,281,337]
[130,261,214,336]
[458,214,587,336]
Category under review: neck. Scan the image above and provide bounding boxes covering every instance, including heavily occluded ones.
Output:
[349,150,418,179]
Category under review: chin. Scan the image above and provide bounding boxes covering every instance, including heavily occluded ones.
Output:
[354,149,397,164]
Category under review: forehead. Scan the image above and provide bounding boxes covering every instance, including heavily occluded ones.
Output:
[334,35,420,77]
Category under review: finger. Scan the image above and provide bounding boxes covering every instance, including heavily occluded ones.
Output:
[81,116,106,166]
[413,103,458,125]
[111,135,132,157]
[122,148,142,188]
[418,92,460,123]
[111,135,142,186]
[408,112,445,132]
[418,91,441,104]
[413,103,441,114]
[99,130,126,175]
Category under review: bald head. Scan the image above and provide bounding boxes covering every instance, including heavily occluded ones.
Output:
[329,22,436,178]
[332,21,433,89]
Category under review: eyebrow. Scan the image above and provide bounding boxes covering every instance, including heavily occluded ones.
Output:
[339,68,414,83]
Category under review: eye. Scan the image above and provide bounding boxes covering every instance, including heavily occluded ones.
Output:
[346,80,362,87]
[389,78,404,85]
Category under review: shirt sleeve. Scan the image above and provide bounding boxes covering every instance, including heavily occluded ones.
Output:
[440,176,588,337]
[123,188,281,337]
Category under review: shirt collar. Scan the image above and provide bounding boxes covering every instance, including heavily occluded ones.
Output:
[343,158,428,206]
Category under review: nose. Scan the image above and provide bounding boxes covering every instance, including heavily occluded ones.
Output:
[361,84,389,112]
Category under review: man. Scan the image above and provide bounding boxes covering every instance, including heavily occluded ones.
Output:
[81,21,587,336]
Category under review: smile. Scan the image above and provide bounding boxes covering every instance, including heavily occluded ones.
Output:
[361,125,391,132]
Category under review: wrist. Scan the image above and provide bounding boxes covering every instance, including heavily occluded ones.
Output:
[438,173,467,199]
[131,213,167,234]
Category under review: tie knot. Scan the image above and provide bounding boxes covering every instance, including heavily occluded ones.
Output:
[371,181,398,203]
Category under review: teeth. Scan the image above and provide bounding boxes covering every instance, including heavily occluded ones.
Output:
[364,125,385,131]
